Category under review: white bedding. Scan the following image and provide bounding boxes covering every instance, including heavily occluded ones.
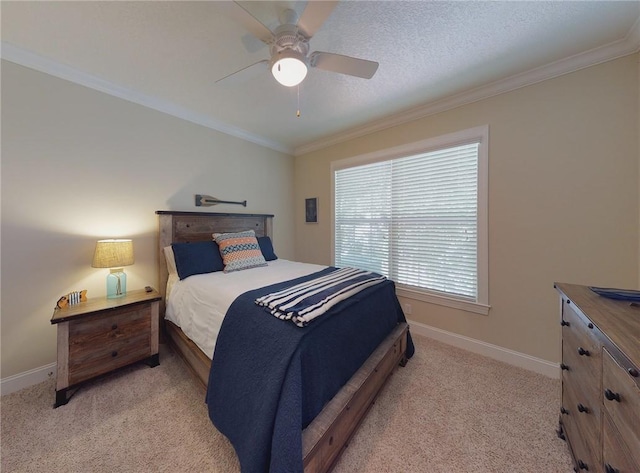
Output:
[165,259,327,359]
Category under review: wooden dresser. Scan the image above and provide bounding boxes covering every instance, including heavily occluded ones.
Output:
[555,283,640,473]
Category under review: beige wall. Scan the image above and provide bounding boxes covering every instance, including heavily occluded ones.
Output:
[1,61,295,378]
[2,53,638,380]
[294,53,639,363]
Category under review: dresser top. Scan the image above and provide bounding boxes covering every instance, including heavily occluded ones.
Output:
[51,288,161,324]
[555,283,640,368]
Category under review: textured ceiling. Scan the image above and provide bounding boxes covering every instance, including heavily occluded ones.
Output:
[2,1,639,155]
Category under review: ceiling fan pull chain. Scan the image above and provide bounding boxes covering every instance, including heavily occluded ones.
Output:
[297,85,301,118]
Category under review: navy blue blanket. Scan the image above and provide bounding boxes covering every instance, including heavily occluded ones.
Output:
[206,268,414,473]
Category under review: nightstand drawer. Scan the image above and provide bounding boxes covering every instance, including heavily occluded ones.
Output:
[68,305,152,385]
[68,304,150,342]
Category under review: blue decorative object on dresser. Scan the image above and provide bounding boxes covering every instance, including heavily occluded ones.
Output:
[590,286,640,302]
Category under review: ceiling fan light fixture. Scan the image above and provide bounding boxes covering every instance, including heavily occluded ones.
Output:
[271,50,308,87]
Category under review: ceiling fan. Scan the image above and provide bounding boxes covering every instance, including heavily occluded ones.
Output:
[216,1,379,87]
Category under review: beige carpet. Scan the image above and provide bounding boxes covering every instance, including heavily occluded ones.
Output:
[1,334,573,472]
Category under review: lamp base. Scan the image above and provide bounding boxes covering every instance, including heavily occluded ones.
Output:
[106,268,127,299]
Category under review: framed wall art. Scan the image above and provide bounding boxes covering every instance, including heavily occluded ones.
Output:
[305,197,318,223]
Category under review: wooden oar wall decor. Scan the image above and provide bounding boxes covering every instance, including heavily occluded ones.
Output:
[195,194,247,207]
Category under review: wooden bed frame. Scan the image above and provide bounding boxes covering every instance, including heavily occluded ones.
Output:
[156,210,409,473]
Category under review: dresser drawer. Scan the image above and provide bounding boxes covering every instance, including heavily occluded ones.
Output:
[602,349,640,468]
[562,380,601,472]
[603,411,640,473]
[562,339,601,414]
[562,302,602,415]
[68,305,152,385]
[562,301,601,358]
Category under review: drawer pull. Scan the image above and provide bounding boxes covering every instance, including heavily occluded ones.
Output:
[111,351,118,357]
[561,320,570,327]
[112,324,118,330]
[604,389,620,402]
[577,403,589,414]
[629,368,639,378]
[577,460,588,470]
[604,464,619,473]
[577,347,590,356]
[560,363,570,371]
[560,407,569,415]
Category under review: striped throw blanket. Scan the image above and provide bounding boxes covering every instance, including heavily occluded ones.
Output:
[255,267,386,327]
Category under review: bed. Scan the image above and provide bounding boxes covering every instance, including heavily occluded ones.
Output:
[156,210,413,473]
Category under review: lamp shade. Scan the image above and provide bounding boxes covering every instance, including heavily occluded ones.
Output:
[91,239,134,268]
[271,49,308,87]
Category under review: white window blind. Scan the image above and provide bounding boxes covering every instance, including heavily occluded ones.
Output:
[335,142,480,302]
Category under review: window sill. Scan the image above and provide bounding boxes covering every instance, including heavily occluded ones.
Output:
[396,287,490,316]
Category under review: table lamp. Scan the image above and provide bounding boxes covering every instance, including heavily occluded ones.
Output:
[91,239,134,298]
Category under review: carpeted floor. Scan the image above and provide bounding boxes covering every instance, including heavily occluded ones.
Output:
[1,334,573,472]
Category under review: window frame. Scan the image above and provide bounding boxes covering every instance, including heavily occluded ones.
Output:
[330,125,490,315]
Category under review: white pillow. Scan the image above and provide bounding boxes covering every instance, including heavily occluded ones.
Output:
[164,245,178,276]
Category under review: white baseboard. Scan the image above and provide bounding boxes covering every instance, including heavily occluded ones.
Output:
[1,321,558,395]
[408,319,559,379]
[1,362,56,396]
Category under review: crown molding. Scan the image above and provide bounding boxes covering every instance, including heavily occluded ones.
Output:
[3,17,639,160]
[294,23,640,157]
[0,41,293,155]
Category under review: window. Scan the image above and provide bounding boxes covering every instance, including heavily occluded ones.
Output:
[332,126,488,314]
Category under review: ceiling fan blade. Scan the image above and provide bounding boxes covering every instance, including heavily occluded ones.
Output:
[215,2,274,44]
[297,1,338,38]
[215,60,269,85]
[241,32,268,53]
[310,52,379,79]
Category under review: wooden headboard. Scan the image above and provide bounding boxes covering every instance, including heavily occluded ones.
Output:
[156,211,274,310]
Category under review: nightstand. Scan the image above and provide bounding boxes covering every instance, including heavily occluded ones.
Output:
[50,289,161,407]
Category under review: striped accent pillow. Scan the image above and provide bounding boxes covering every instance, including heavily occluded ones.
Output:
[214,230,268,273]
